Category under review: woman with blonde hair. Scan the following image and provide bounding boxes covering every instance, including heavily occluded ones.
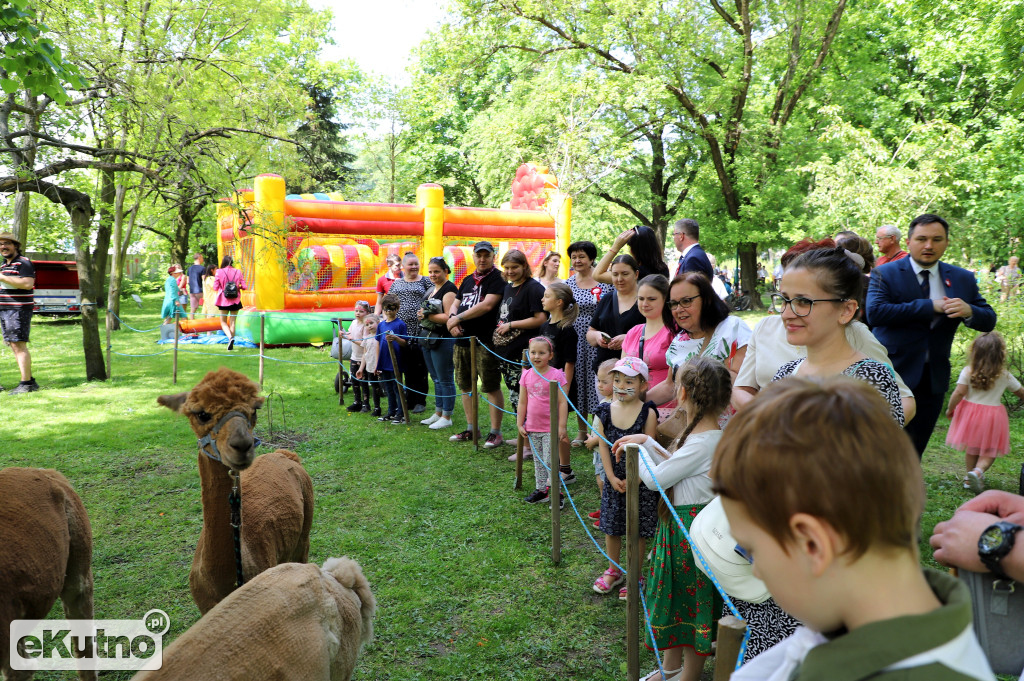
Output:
[537,251,562,288]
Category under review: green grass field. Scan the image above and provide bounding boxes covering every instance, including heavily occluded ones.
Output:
[2,296,1021,680]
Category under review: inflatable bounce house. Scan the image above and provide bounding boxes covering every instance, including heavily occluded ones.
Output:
[183,164,572,344]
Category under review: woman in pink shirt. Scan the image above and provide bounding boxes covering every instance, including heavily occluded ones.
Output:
[620,274,677,416]
[213,255,247,350]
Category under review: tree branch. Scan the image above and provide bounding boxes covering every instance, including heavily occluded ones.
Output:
[594,190,650,225]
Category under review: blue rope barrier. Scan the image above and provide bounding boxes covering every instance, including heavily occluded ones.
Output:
[108,311,164,333]
[109,348,172,357]
[522,353,752,670]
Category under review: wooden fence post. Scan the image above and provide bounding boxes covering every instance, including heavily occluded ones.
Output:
[334,317,344,406]
[712,616,748,681]
[259,313,266,389]
[625,442,641,681]
[105,307,112,380]
[386,332,409,423]
[470,336,480,451]
[515,348,528,490]
[172,311,179,385]
[550,379,561,564]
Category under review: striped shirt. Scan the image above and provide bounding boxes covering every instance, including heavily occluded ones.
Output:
[0,256,34,308]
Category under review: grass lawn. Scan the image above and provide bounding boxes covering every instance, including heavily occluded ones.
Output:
[2,297,1021,680]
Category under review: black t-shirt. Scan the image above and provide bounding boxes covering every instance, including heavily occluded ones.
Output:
[0,256,35,308]
[589,291,644,365]
[424,280,459,339]
[538,320,578,371]
[454,267,505,347]
[638,262,670,281]
[497,278,545,360]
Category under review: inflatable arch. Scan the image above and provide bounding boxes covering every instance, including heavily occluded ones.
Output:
[192,164,572,344]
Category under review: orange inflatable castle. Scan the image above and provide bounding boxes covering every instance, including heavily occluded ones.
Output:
[183,164,572,344]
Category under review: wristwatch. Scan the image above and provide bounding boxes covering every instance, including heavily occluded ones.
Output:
[978,521,1023,581]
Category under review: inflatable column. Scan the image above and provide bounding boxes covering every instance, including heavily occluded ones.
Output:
[253,174,287,311]
[418,183,444,264]
[553,193,573,279]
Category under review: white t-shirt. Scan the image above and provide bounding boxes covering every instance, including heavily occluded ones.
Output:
[957,367,1022,406]
[734,316,912,399]
[637,430,722,506]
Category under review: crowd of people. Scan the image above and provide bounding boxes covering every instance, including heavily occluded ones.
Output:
[341,215,1014,681]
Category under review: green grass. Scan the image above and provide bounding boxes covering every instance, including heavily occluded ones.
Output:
[2,297,1020,680]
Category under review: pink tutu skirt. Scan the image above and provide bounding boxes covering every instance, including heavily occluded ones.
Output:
[945,400,1010,457]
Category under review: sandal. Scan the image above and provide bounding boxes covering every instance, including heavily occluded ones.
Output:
[570,438,586,447]
[593,567,624,594]
[619,577,644,601]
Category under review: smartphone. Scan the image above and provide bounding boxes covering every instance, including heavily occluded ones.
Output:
[600,331,613,343]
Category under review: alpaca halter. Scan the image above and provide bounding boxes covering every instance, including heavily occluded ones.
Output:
[197,410,256,463]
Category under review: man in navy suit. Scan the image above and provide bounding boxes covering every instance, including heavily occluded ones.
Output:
[866,214,996,456]
[672,219,714,279]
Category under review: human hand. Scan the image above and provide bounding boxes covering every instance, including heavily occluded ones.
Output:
[612,434,647,461]
[446,315,460,331]
[608,334,625,351]
[385,333,397,342]
[496,322,511,335]
[417,309,425,320]
[585,434,599,450]
[356,369,364,379]
[942,297,972,319]
[958,490,1024,524]
[450,325,464,337]
[930,509,1000,573]
[613,227,635,249]
[611,476,627,494]
[559,428,569,443]
[518,424,528,438]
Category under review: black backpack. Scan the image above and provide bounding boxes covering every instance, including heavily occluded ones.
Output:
[223,274,240,300]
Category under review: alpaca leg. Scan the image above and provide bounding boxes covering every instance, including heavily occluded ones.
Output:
[60,491,96,681]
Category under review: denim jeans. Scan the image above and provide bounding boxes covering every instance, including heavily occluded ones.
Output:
[421,342,456,415]
[379,370,401,417]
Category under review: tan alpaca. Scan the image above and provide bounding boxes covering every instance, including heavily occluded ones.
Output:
[158,367,314,614]
[0,468,95,681]
[133,557,375,681]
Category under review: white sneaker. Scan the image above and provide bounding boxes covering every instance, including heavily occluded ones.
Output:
[429,417,453,430]
[967,468,985,494]
[421,413,440,426]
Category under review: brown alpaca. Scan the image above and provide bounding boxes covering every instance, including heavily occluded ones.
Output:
[0,468,95,681]
[133,557,375,681]
[158,367,314,614]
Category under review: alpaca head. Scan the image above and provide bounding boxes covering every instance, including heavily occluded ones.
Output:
[158,368,265,472]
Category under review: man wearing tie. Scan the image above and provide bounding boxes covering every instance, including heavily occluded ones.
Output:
[866,214,996,456]
[672,219,713,279]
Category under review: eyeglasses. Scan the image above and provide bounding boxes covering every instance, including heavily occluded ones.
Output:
[667,295,701,310]
[733,544,753,565]
[770,293,847,317]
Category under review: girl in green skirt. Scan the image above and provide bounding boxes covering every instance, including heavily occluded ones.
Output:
[614,356,733,681]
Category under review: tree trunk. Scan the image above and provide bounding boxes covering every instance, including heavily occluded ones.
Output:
[70,203,106,380]
[172,201,196,269]
[10,93,39,246]
[737,242,763,310]
[107,184,128,331]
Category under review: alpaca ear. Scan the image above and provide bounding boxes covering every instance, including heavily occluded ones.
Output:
[254,396,265,410]
[157,392,189,413]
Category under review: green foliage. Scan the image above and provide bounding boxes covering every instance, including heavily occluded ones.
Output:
[0,0,85,102]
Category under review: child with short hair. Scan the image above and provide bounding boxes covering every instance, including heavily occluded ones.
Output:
[342,300,372,412]
[945,331,1024,493]
[614,356,733,681]
[375,295,408,423]
[713,376,995,681]
[586,358,617,526]
[517,336,569,506]
[592,356,659,598]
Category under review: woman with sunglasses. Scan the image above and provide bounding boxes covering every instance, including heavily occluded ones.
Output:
[730,240,916,423]
[769,247,906,425]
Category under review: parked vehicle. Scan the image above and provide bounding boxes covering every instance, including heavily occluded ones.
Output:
[32,260,82,316]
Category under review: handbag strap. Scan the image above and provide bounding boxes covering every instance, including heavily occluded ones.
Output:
[638,323,645,360]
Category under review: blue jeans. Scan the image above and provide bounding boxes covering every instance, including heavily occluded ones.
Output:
[421,342,456,415]
[379,370,401,417]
